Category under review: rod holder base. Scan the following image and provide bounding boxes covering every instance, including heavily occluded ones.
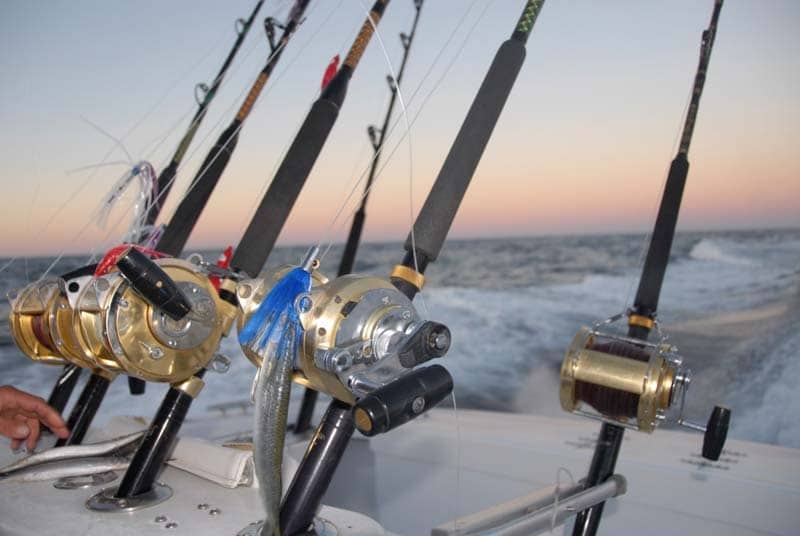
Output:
[86,481,172,513]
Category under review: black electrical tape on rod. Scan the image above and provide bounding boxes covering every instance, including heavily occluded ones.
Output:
[403,40,526,264]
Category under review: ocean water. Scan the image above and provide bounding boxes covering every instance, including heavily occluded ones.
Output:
[1,228,798,448]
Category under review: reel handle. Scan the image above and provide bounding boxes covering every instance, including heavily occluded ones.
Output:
[353,364,453,436]
[398,321,451,368]
[702,405,730,461]
[116,247,191,321]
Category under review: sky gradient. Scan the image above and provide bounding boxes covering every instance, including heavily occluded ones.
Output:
[0,0,797,258]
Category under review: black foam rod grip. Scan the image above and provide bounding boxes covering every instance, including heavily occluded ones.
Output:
[354,364,453,437]
[116,247,191,321]
[404,39,526,263]
[632,153,689,318]
[230,73,349,277]
[702,405,730,461]
[155,123,240,257]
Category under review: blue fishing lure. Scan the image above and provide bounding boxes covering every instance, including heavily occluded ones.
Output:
[238,247,318,364]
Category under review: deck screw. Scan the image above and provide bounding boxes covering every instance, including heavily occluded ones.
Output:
[209,508,221,516]
[165,522,178,529]
[197,503,209,510]
[155,515,167,523]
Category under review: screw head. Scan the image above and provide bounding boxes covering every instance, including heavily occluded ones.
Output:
[165,522,178,529]
[154,515,167,523]
[209,508,221,516]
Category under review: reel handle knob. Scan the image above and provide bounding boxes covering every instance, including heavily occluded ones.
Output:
[702,405,730,461]
[116,247,191,321]
[398,321,451,368]
[353,364,453,437]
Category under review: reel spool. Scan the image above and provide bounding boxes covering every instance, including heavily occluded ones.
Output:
[8,279,71,366]
[560,323,730,460]
[66,253,227,383]
[237,269,453,434]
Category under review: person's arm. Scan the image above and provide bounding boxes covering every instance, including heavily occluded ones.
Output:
[0,385,69,451]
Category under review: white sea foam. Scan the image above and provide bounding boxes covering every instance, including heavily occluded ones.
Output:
[689,238,755,266]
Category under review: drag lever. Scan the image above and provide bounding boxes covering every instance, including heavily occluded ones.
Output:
[398,321,451,368]
[115,246,191,321]
[679,405,730,461]
[353,364,453,436]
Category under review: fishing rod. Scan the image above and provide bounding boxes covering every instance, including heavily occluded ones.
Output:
[145,0,266,234]
[40,0,264,447]
[561,2,729,535]
[293,0,424,435]
[40,0,267,440]
[229,2,545,533]
[155,0,309,256]
[76,0,392,508]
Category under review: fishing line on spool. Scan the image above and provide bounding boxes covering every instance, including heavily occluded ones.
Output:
[315,0,491,268]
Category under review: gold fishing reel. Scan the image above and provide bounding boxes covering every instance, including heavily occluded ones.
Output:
[8,278,84,367]
[66,254,228,383]
[10,247,233,384]
[560,317,730,460]
[237,262,453,430]
[560,325,684,433]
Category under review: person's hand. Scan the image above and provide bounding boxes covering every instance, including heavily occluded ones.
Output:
[0,385,69,451]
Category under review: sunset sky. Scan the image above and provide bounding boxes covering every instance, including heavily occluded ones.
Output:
[0,0,797,258]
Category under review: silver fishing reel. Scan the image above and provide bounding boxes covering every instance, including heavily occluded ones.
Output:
[560,315,730,460]
[237,267,453,435]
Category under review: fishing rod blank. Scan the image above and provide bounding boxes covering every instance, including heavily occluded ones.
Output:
[569,2,728,535]
[146,0,266,231]
[156,0,312,257]
[294,0,425,435]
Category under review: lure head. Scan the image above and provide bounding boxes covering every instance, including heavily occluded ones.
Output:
[237,269,452,406]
